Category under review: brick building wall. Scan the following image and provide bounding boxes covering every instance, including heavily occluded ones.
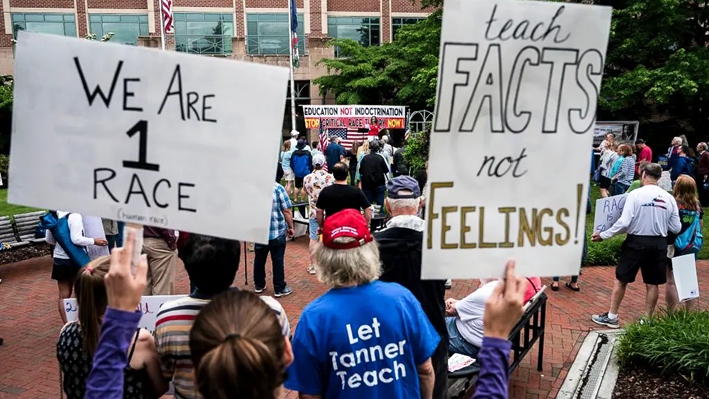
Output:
[0,0,432,81]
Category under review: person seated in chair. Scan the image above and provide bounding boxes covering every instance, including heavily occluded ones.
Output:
[445,277,541,358]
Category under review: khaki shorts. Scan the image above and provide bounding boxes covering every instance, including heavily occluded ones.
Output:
[283,169,295,181]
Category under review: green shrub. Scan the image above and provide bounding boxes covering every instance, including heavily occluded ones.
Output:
[585,235,623,265]
[616,311,709,383]
[0,154,8,180]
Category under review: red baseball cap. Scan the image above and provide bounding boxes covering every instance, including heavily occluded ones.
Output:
[322,209,373,250]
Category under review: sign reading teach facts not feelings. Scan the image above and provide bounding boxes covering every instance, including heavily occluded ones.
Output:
[9,32,289,243]
[423,0,612,279]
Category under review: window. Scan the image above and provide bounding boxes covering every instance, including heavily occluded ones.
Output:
[246,13,305,56]
[327,17,380,54]
[11,13,76,38]
[89,14,148,45]
[174,13,234,55]
[392,17,425,39]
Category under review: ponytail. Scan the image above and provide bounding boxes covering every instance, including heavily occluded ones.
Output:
[190,290,286,399]
[73,256,111,358]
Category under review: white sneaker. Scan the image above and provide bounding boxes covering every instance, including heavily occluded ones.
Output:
[306,264,317,275]
[445,279,452,289]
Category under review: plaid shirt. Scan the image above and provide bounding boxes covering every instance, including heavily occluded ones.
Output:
[269,183,292,240]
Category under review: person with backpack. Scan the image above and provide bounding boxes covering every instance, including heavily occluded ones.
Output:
[666,174,704,312]
[670,145,695,184]
[290,139,313,202]
[45,212,108,323]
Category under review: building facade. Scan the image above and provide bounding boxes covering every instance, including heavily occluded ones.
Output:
[0,0,431,132]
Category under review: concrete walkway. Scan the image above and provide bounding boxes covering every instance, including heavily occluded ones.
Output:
[0,240,707,399]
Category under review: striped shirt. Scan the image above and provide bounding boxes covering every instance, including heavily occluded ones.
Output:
[154,293,291,399]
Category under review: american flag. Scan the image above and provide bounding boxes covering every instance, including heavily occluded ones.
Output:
[320,127,367,152]
[161,0,174,34]
[319,126,367,172]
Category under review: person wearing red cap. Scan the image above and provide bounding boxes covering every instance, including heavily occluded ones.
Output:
[285,209,439,399]
[375,175,448,399]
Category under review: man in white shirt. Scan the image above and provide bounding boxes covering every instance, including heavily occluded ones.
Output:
[444,280,499,358]
[591,163,681,328]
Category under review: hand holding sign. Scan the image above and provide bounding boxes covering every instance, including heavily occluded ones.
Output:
[105,231,148,312]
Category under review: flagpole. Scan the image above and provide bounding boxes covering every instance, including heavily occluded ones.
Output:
[287,0,297,133]
[158,0,167,50]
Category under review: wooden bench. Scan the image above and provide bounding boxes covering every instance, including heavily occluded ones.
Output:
[0,216,22,249]
[447,286,548,399]
[12,211,47,247]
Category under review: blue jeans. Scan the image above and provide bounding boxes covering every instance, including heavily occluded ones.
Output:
[309,218,319,240]
[611,181,629,196]
[362,184,386,207]
[254,234,287,292]
[445,317,480,358]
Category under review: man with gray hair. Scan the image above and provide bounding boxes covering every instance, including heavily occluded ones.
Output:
[591,163,681,328]
[285,209,438,399]
[375,175,448,399]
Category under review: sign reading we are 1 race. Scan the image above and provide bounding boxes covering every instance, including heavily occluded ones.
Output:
[10,32,289,243]
[423,0,612,279]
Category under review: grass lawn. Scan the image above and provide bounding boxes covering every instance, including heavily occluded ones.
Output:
[587,182,709,261]
[0,189,42,217]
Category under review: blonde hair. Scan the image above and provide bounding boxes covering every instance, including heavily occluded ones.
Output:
[314,238,381,287]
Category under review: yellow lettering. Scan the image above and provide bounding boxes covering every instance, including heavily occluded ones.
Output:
[478,207,497,249]
[498,207,516,248]
[441,206,459,249]
[460,206,477,249]
[555,208,571,245]
[427,182,454,249]
[518,208,538,246]
[537,208,554,246]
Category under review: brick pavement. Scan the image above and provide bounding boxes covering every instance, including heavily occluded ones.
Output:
[0,239,708,399]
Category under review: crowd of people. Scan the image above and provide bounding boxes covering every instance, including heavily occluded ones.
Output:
[590,133,704,328]
[3,127,701,398]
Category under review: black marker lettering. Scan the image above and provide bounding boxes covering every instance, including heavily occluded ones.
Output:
[158,65,185,120]
[122,78,143,112]
[74,58,123,108]
[540,48,578,133]
[93,168,119,202]
[202,94,217,123]
[434,43,478,132]
[152,179,171,208]
[569,49,603,133]
[125,174,151,207]
[178,183,197,213]
[460,44,504,133]
[186,92,201,121]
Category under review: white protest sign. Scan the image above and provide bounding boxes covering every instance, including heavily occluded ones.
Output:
[423,0,612,278]
[672,254,700,302]
[10,33,289,243]
[593,195,627,233]
[64,295,185,333]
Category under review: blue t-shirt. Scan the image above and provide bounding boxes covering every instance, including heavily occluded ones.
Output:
[325,143,346,170]
[285,281,440,399]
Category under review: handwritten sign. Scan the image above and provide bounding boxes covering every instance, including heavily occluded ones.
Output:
[593,195,627,233]
[423,0,612,278]
[64,295,185,333]
[9,32,289,243]
[303,105,406,130]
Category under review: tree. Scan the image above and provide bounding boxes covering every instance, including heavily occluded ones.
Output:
[598,0,709,146]
[313,2,441,110]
